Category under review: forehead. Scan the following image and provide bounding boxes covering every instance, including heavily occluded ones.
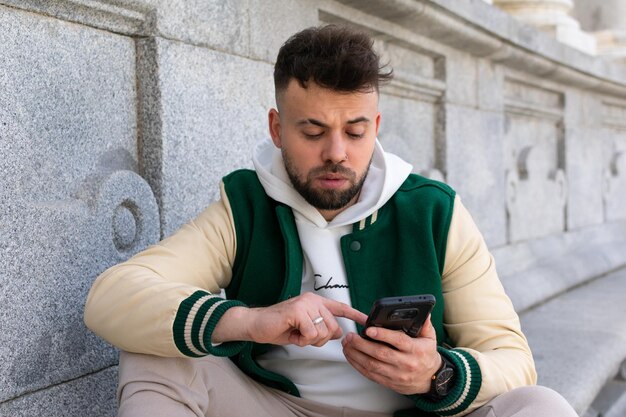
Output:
[277,79,378,119]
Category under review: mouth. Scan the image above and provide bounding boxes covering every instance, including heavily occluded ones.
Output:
[320,174,347,181]
[316,174,348,189]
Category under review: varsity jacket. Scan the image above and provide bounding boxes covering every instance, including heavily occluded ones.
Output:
[85,148,536,417]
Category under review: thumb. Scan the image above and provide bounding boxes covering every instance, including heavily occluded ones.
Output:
[418,314,437,340]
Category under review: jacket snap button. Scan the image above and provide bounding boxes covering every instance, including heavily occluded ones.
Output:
[350,241,361,251]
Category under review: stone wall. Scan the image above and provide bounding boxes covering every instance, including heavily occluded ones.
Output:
[1,0,625,415]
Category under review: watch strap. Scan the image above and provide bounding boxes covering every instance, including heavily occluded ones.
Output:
[426,353,456,400]
[409,347,482,416]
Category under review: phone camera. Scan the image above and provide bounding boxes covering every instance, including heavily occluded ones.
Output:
[389,308,419,321]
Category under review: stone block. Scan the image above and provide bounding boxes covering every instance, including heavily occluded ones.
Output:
[577,92,604,128]
[150,0,250,56]
[477,58,504,111]
[149,38,275,236]
[248,0,318,62]
[566,125,606,230]
[0,5,158,401]
[377,93,439,174]
[505,143,567,242]
[445,105,507,248]
[603,135,626,222]
[141,0,319,60]
[372,36,446,174]
[563,90,604,230]
[0,0,153,36]
[0,5,137,202]
[0,366,117,417]
[374,37,442,81]
[493,220,626,312]
[1,0,317,61]
[502,111,565,242]
[1,182,158,401]
[445,50,479,107]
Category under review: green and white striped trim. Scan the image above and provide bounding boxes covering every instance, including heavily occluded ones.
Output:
[355,210,379,231]
[410,348,482,416]
[173,290,248,358]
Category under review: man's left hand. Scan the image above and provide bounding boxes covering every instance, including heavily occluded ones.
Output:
[341,316,441,395]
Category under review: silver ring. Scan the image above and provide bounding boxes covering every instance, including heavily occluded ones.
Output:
[312,316,324,325]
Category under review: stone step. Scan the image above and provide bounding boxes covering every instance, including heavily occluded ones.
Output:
[589,378,626,417]
[519,268,626,414]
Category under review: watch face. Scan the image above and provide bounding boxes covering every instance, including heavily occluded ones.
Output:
[435,367,455,396]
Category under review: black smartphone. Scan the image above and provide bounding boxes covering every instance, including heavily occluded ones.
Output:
[360,294,436,342]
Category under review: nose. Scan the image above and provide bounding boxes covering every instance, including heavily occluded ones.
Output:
[322,132,347,164]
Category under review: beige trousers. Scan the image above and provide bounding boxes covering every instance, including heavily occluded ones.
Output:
[117,351,578,417]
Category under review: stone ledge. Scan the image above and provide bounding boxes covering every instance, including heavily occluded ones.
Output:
[586,379,626,417]
[333,0,626,97]
[6,0,626,97]
[0,0,154,36]
[604,389,626,417]
[493,220,626,313]
[0,366,117,416]
[520,267,626,414]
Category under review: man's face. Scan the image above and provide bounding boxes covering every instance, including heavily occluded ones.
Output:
[268,80,380,220]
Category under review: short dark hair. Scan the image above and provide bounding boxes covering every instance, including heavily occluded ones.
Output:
[274,25,392,96]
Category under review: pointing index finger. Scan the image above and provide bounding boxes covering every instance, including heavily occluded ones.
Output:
[322,298,367,325]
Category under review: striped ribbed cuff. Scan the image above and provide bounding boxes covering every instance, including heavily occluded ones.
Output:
[409,347,482,416]
[173,290,248,357]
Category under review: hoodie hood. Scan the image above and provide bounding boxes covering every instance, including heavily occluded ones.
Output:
[252,139,413,229]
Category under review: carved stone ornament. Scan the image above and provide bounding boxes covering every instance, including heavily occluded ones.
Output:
[506,145,567,242]
[91,170,160,258]
[603,151,626,221]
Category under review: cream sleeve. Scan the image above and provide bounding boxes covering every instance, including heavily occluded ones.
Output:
[84,182,237,357]
[442,195,537,413]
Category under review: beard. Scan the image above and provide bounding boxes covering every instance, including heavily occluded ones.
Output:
[282,149,370,211]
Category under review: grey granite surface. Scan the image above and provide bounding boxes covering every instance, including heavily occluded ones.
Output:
[521,267,626,414]
[0,3,156,404]
[0,366,117,416]
[148,38,274,236]
[1,0,625,415]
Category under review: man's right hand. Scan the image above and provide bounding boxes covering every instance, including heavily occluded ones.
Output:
[212,292,367,347]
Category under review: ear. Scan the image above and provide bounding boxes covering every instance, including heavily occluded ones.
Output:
[268,108,282,148]
[374,112,381,136]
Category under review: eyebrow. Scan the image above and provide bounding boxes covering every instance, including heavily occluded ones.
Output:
[296,117,370,128]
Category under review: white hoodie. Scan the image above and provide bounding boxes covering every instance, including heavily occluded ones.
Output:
[252,139,415,412]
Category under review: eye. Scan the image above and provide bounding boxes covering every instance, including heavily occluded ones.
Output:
[347,131,365,139]
[303,131,324,139]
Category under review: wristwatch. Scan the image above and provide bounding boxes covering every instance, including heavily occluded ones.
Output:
[426,354,456,400]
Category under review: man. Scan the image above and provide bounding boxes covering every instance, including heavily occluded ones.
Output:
[84,25,577,417]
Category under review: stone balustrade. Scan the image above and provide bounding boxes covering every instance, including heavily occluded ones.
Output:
[494,0,597,54]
